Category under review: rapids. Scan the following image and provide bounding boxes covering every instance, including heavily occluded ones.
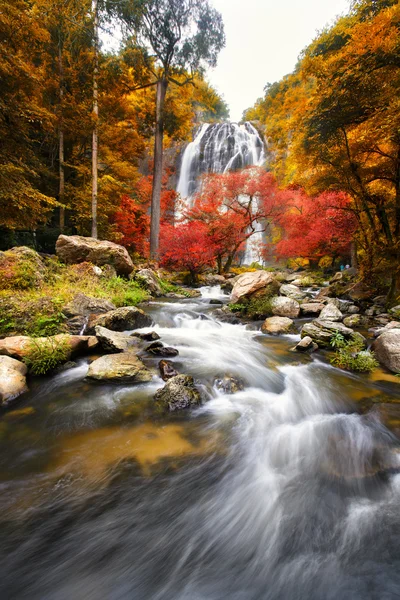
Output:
[0,288,400,599]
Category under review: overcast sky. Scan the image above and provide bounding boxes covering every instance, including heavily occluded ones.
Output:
[207,0,350,121]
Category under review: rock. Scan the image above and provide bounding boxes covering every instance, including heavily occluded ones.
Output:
[293,336,318,353]
[134,269,163,296]
[347,281,375,302]
[347,305,360,314]
[100,264,117,278]
[154,375,201,412]
[0,356,28,405]
[0,334,98,361]
[212,309,241,325]
[95,326,140,353]
[329,272,344,284]
[389,305,400,319]
[66,315,88,335]
[343,315,362,328]
[56,235,134,276]
[214,375,244,394]
[279,284,306,301]
[301,319,356,348]
[300,302,325,316]
[319,304,343,321]
[372,321,400,338]
[132,331,161,342]
[261,316,296,335]
[62,293,116,318]
[89,306,152,333]
[204,274,226,285]
[165,292,187,299]
[93,266,102,276]
[159,360,179,381]
[86,353,152,383]
[230,271,275,303]
[372,330,400,373]
[146,341,179,357]
[271,296,300,319]
[0,246,45,289]
[209,299,223,305]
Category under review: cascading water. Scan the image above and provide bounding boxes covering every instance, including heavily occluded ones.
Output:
[176,122,266,263]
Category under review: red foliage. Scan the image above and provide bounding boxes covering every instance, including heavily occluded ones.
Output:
[160,222,215,278]
[275,190,357,259]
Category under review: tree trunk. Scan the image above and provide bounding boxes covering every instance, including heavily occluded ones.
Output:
[91,0,99,239]
[150,77,168,260]
[58,41,65,232]
[216,255,222,275]
[350,241,358,271]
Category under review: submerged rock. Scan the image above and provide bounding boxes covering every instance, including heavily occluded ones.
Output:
[154,374,201,412]
[230,271,275,303]
[261,316,296,335]
[293,336,318,353]
[56,234,134,276]
[132,331,161,342]
[214,375,244,394]
[0,356,28,405]
[372,330,400,373]
[89,306,152,333]
[146,341,179,357]
[271,296,300,319]
[159,360,179,381]
[86,353,152,383]
[95,326,140,353]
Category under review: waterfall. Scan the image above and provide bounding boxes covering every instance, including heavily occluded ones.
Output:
[176,122,266,264]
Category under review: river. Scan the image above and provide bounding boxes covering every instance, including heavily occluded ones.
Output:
[0,286,400,599]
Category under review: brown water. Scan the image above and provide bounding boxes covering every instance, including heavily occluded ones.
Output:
[0,286,399,600]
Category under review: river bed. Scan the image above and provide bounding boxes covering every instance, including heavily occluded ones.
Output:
[0,286,399,599]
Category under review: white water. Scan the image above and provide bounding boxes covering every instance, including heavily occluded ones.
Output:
[176,122,266,263]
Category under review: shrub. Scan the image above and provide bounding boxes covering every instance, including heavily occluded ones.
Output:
[330,334,378,373]
[23,336,70,375]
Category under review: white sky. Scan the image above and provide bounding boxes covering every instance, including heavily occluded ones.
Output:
[207,0,350,121]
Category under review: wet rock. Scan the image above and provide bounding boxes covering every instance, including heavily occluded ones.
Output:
[319,304,343,321]
[165,292,187,299]
[279,284,306,301]
[343,314,362,328]
[86,353,152,383]
[209,299,223,305]
[271,296,300,319]
[66,315,88,335]
[300,320,356,348]
[293,336,318,353]
[0,356,28,405]
[95,326,140,353]
[212,308,241,324]
[159,360,179,381]
[230,271,275,303]
[89,306,152,333]
[134,269,163,297]
[300,302,325,316]
[204,274,226,285]
[0,334,98,361]
[261,316,296,335]
[53,361,77,374]
[371,321,400,338]
[132,331,161,342]
[62,293,116,318]
[372,330,400,373]
[214,375,244,394]
[154,374,201,412]
[146,341,179,357]
[56,234,134,276]
[347,305,360,314]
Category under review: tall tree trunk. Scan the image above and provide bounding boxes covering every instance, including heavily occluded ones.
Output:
[350,241,358,271]
[58,41,65,232]
[150,77,168,260]
[91,0,99,239]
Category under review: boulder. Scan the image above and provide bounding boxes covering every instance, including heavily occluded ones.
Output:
[230,271,275,303]
[89,306,152,333]
[62,293,116,318]
[372,330,400,373]
[279,284,306,301]
[86,353,152,383]
[159,360,179,381]
[135,269,163,297]
[145,341,179,357]
[0,246,45,289]
[56,235,134,276]
[300,303,325,316]
[209,299,223,305]
[301,319,356,348]
[203,274,226,285]
[95,326,140,353]
[214,376,244,394]
[347,305,360,314]
[372,321,400,338]
[271,296,300,319]
[132,331,160,342]
[343,314,362,328]
[0,334,98,361]
[212,309,241,325]
[261,316,296,335]
[154,374,201,412]
[319,304,343,321]
[293,336,318,353]
[0,356,28,405]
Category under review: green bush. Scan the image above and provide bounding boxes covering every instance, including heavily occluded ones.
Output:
[330,334,378,373]
[23,336,70,375]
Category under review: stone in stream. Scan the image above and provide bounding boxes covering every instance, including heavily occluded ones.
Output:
[86,353,152,383]
[261,316,296,335]
[56,234,134,276]
[95,326,140,353]
[0,334,98,361]
[343,314,362,328]
[230,271,275,303]
[154,375,201,412]
[371,329,400,373]
[159,360,179,381]
[279,284,306,302]
[88,306,152,333]
[300,319,359,348]
[319,303,343,321]
[293,336,318,353]
[214,375,244,394]
[146,340,179,357]
[132,331,161,342]
[271,296,300,319]
[300,302,325,316]
[209,299,223,305]
[0,356,28,406]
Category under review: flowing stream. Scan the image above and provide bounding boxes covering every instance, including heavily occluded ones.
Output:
[0,288,400,599]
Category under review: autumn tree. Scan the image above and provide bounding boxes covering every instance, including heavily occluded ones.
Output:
[160,222,214,283]
[114,0,225,259]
